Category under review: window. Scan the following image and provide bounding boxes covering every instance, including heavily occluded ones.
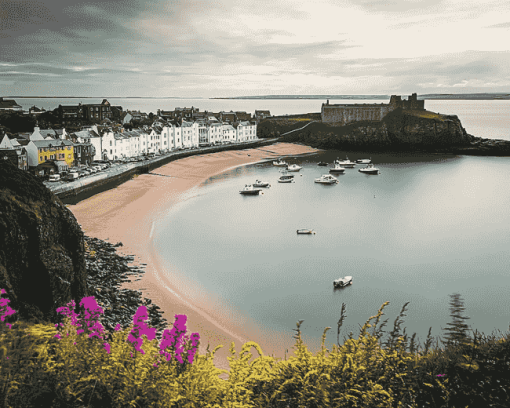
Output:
[68,154,71,159]
[40,156,43,161]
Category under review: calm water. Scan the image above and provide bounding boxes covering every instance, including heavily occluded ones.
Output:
[153,151,510,351]
[13,97,510,140]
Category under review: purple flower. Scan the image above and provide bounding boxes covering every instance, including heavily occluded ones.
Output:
[437,374,446,377]
[5,323,12,329]
[79,297,105,339]
[54,333,62,340]
[56,300,81,328]
[0,290,16,322]
[127,306,156,355]
[115,323,121,331]
[103,342,111,354]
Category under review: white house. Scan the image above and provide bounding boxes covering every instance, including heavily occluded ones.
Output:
[235,121,257,142]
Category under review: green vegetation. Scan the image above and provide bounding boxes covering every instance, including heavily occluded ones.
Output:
[1,293,509,407]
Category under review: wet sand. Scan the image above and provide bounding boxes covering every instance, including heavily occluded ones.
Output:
[69,142,320,370]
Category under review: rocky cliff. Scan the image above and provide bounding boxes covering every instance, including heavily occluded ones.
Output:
[274,109,473,150]
[0,160,87,321]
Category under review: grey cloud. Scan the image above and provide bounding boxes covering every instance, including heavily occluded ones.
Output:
[486,21,510,28]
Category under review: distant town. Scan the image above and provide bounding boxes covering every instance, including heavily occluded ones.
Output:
[0,97,272,181]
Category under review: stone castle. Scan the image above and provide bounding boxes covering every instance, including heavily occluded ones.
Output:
[321,93,425,125]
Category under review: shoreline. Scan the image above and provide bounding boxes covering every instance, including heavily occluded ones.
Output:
[69,142,321,370]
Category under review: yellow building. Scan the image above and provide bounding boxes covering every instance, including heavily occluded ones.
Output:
[26,139,75,169]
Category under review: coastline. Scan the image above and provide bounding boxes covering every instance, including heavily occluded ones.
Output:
[68,142,321,370]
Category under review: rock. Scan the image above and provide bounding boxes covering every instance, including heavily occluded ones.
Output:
[0,160,88,321]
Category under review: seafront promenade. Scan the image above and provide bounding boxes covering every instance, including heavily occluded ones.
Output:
[46,138,280,203]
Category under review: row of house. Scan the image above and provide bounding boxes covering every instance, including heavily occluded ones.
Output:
[79,117,257,162]
[0,115,258,175]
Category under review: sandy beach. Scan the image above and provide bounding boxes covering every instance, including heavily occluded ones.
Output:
[69,142,320,370]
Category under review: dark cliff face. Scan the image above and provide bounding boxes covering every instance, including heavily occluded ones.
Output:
[0,160,87,321]
[278,109,473,150]
[381,109,472,146]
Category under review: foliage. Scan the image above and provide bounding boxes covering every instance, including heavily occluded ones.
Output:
[1,288,510,407]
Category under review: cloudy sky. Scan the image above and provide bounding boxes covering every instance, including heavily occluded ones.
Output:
[1,0,509,97]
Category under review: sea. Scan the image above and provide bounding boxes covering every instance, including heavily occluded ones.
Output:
[12,97,510,141]
[18,97,510,351]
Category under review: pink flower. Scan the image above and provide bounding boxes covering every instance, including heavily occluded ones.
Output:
[73,342,77,345]
[127,306,156,355]
[103,343,111,354]
[54,333,62,340]
[79,297,105,339]
[0,291,16,322]
[115,323,121,331]
[0,289,6,295]
[5,323,12,329]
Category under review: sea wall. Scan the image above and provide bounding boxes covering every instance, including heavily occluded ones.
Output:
[48,138,278,204]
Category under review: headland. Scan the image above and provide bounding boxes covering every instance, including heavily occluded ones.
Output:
[68,142,320,369]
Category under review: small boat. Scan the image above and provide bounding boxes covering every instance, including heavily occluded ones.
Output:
[253,180,270,187]
[314,174,338,184]
[317,162,329,166]
[297,229,315,235]
[329,164,345,174]
[286,164,302,172]
[356,158,372,164]
[273,158,288,167]
[335,157,356,168]
[239,185,262,195]
[333,276,353,288]
[358,163,380,175]
[278,175,294,183]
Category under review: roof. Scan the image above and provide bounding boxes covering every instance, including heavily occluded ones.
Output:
[30,139,74,148]
[54,161,69,169]
[73,130,100,139]
[0,98,22,109]
[40,129,57,138]
[0,135,13,149]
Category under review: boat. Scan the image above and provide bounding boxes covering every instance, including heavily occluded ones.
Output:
[317,162,329,166]
[329,164,345,174]
[334,156,356,168]
[239,185,262,195]
[356,158,372,164]
[253,180,270,187]
[314,174,339,184]
[297,229,315,234]
[358,163,380,175]
[333,276,353,288]
[278,175,294,183]
[286,164,302,172]
[273,158,288,167]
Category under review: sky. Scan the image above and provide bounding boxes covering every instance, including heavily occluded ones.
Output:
[1,0,509,97]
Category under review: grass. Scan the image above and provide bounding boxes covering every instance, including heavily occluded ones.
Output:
[405,109,445,121]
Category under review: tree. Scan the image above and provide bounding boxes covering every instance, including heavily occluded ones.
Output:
[442,293,470,345]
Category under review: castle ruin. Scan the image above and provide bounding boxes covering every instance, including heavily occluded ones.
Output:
[321,93,425,125]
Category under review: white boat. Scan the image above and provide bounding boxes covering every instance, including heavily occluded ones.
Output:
[273,158,288,167]
[356,158,372,164]
[239,185,262,195]
[334,157,356,168]
[286,164,302,172]
[278,175,294,183]
[329,164,345,174]
[253,180,270,187]
[297,229,315,234]
[358,163,380,175]
[333,276,353,288]
[314,174,338,184]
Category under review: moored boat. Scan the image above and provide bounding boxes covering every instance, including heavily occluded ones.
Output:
[253,180,270,187]
[297,229,315,234]
[317,161,328,166]
[358,163,380,175]
[333,276,353,288]
[273,158,288,167]
[356,158,372,164]
[278,175,294,183]
[329,164,345,174]
[314,174,339,184]
[239,184,262,195]
[286,164,302,172]
[335,156,356,168]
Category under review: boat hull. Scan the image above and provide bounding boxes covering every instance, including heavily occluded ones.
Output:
[239,190,261,195]
[358,169,379,175]
[297,229,314,234]
[329,169,345,173]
